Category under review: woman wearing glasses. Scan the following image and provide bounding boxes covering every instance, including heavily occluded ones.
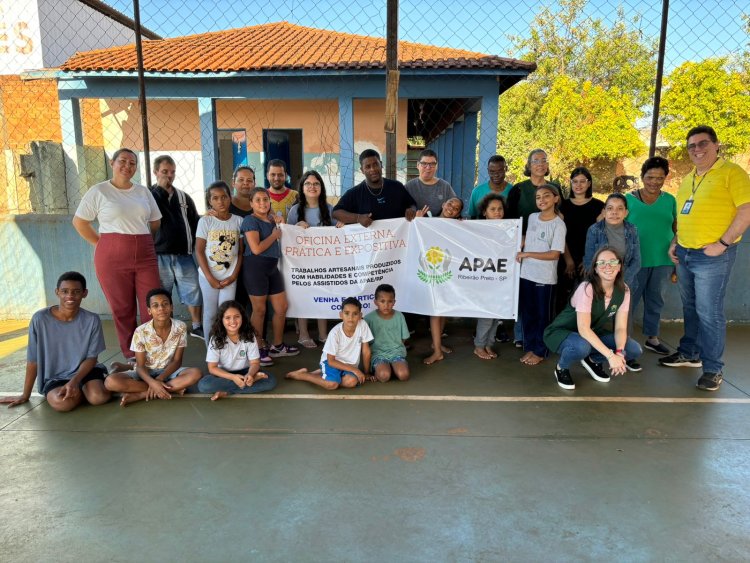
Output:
[544,247,642,390]
[287,170,343,348]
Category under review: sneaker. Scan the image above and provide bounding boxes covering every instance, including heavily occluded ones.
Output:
[513,340,523,349]
[189,326,205,341]
[625,359,642,372]
[580,356,610,383]
[696,372,722,391]
[269,343,300,357]
[554,366,575,390]
[259,347,274,367]
[658,352,702,368]
[643,340,670,355]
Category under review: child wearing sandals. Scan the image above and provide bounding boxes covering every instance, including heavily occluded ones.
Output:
[473,193,507,360]
[285,297,373,390]
[516,184,566,366]
[364,284,410,382]
[197,300,277,400]
[416,197,464,365]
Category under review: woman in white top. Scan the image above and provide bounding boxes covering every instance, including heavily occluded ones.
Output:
[72,148,162,359]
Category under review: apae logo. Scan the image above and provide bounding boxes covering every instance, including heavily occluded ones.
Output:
[417,246,453,285]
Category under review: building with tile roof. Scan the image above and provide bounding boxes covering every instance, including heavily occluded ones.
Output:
[57,21,536,212]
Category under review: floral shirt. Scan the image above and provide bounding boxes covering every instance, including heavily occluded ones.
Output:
[130,319,187,369]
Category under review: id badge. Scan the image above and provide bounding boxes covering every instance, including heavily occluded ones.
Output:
[680,199,693,215]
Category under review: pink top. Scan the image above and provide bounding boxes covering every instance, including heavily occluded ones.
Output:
[571,282,630,313]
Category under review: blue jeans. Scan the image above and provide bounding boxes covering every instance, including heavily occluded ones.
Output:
[197,371,277,394]
[630,265,672,337]
[157,254,202,306]
[675,244,737,374]
[557,333,642,370]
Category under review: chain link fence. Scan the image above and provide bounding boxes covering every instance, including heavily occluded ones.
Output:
[0,0,748,215]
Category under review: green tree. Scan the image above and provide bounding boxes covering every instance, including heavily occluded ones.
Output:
[660,58,750,157]
[498,0,654,178]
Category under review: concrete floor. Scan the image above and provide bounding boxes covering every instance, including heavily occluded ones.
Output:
[1,319,749,561]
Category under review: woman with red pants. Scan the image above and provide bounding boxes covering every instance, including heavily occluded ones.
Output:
[73,148,162,360]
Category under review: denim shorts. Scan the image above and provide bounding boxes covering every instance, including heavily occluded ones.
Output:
[157,254,202,306]
[371,356,407,369]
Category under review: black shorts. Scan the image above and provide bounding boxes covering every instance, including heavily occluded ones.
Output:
[242,255,285,297]
[42,365,108,395]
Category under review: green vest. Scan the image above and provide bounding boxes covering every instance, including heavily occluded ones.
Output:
[543,285,626,353]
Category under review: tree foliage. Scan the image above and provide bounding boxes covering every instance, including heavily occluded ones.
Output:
[660,58,750,157]
[498,0,655,178]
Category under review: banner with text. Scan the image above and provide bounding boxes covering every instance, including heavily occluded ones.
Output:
[281,218,521,319]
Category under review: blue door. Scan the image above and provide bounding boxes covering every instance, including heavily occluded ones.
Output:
[232,130,248,170]
[263,130,291,188]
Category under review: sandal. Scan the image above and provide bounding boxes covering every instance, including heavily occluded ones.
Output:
[297,337,317,349]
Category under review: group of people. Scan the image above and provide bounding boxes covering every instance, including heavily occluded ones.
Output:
[2,124,749,411]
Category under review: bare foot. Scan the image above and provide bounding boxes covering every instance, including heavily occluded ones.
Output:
[210,391,229,401]
[285,368,321,380]
[431,344,453,354]
[473,347,493,360]
[119,391,146,407]
[110,361,134,374]
[520,351,533,364]
[423,352,444,365]
[485,347,497,358]
[522,353,544,366]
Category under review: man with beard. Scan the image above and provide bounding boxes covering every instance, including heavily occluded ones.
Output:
[333,149,416,226]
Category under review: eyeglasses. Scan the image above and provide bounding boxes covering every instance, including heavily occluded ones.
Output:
[418,161,437,168]
[303,182,321,187]
[595,259,620,268]
[687,139,712,152]
[531,159,548,165]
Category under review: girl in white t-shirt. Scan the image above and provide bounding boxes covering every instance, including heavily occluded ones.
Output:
[196,182,244,333]
[516,184,566,366]
[197,300,276,400]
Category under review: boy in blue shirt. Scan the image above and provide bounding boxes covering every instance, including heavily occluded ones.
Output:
[1,272,110,412]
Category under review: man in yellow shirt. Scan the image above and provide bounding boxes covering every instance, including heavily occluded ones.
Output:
[661,126,750,391]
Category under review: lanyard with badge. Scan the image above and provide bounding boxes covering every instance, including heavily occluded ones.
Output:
[681,170,710,215]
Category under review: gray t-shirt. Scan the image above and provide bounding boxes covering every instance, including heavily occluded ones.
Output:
[404,178,457,216]
[605,222,626,259]
[27,307,106,392]
[287,203,335,227]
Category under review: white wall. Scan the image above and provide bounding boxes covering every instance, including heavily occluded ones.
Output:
[37,0,137,68]
[0,0,43,73]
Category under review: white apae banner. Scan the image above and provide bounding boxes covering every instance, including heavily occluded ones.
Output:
[280,218,521,319]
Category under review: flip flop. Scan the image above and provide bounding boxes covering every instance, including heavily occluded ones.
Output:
[473,349,493,360]
[297,337,317,349]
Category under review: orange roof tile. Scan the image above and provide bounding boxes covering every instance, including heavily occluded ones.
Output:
[60,21,535,74]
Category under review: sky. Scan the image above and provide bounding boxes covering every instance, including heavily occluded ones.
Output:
[105,0,749,71]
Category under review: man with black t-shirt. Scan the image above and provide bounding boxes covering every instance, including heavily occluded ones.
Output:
[333,149,416,226]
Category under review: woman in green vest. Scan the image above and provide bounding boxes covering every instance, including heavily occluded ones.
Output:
[544,246,642,390]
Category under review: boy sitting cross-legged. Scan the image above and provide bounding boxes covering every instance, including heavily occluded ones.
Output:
[364,284,410,382]
[1,271,110,412]
[106,288,202,406]
[285,297,373,390]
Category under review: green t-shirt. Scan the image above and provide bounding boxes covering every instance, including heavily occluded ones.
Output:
[625,191,676,267]
[364,310,410,361]
[467,181,513,219]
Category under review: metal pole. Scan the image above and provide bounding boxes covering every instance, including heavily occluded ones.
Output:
[649,0,669,158]
[384,0,399,179]
[133,0,152,186]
